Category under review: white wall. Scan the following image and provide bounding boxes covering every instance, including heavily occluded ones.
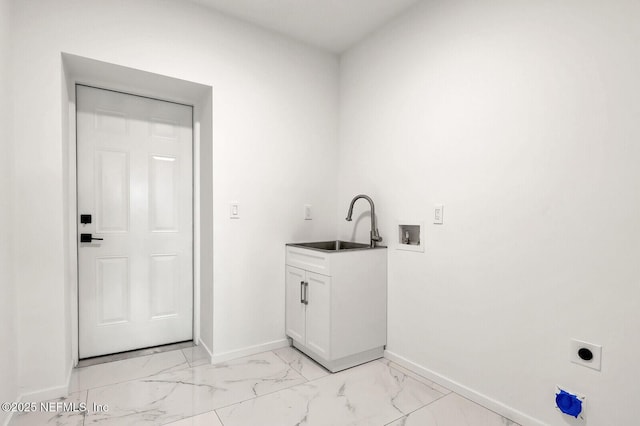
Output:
[11,0,339,395]
[0,0,17,423]
[339,0,640,424]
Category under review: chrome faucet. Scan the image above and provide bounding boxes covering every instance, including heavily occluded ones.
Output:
[345,194,382,248]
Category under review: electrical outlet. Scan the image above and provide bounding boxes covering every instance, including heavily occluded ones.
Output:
[570,339,602,371]
[304,204,312,220]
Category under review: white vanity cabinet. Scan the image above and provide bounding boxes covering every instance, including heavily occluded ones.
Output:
[285,244,387,372]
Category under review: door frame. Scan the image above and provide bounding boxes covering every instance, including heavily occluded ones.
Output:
[63,53,214,367]
[75,84,195,358]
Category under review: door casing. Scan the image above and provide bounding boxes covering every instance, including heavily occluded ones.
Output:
[63,53,214,368]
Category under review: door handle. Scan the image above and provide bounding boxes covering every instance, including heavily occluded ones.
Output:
[303,281,309,305]
[80,233,104,243]
[300,281,305,304]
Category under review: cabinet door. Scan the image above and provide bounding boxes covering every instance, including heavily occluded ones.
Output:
[285,266,306,344]
[305,271,331,359]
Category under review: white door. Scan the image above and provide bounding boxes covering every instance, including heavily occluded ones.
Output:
[77,85,193,358]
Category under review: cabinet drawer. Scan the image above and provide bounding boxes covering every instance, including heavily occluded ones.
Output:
[286,246,331,276]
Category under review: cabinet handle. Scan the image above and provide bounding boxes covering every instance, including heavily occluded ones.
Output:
[303,281,309,305]
[300,281,305,304]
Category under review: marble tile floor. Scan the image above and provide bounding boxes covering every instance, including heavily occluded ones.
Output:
[10,345,520,426]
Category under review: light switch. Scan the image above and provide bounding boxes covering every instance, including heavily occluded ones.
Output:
[230,202,240,219]
[304,204,312,220]
[434,204,444,224]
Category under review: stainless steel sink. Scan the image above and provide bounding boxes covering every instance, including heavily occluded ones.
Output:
[287,240,372,252]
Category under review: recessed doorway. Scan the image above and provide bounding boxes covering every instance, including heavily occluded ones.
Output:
[76,85,194,359]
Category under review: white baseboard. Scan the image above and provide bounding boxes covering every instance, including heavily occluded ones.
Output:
[211,339,289,364]
[2,357,76,426]
[8,358,75,423]
[66,358,74,393]
[384,350,547,426]
[197,338,214,364]
[16,383,68,407]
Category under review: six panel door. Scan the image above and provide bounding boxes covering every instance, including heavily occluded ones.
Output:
[77,85,193,358]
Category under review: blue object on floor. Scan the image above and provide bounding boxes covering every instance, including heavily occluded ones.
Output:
[556,389,582,418]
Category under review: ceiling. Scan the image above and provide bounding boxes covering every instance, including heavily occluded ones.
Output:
[190,0,423,53]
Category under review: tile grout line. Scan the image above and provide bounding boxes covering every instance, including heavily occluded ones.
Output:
[178,348,189,365]
[136,348,313,423]
[79,349,473,426]
[382,392,451,426]
[182,347,211,368]
[82,389,89,426]
[77,361,191,393]
[78,349,487,426]
[377,358,453,395]
[214,409,225,426]
[212,350,426,417]
[212,352,454,426]
[72,351,193,395]
[271,348,292,368]
[271,347,329,381]
[453,393,522,426]
[211,350,314,414]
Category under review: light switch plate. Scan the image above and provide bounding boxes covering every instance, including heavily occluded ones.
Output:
[230,202,240,219]
[434,204,444,224]
[304,204,312,220]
